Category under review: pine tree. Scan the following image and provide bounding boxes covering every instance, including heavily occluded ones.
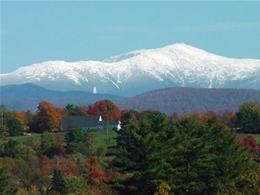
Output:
[49,169,68,194]
[112,111,171,195]
[112,112,253,195]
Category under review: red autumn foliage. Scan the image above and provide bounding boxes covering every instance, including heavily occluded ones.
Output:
[28,185,38,191]
[88,105,100,116]
[86,157,107,184]
[55,107,66,123]
[242,135,259,152]
[39,155,81,176]
[220,110,236,127]
[74,105,89,116]
[92,187,102,195]
[93,100,121,120]
[192,111,219,125]
[54,133,66,154]
[65,171,74,176]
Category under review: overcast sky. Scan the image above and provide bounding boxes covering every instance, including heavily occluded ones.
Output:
[1,1,260,73]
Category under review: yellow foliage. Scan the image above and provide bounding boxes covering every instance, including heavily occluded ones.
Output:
[154,182,171,195]
[238,165,260,194]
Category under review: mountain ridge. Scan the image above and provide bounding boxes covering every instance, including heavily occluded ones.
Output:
[0,83,124,111]
[1,43,260,96]
[2,83,260,115]
[117,87,260,115]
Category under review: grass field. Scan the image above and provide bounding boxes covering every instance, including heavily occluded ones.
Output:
[253,134,260,144]
[0,133,42,145]
[249,134,260,144]
[0,130,118,147]
[90,130,117,147]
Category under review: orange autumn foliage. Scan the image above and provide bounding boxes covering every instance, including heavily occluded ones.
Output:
[28,185,38,191]
[37,101,60,132]
[93,100,121,120]
[86,157,106,183]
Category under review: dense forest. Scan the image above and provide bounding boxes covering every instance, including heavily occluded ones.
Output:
[2,84,260,114]
[0,100,260,195]
[118,87,260,115]
[0,83,124,111]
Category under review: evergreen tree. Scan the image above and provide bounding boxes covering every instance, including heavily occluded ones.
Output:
[6,117,23,136]
[49,169,68,194]
[112,111,171,195]
[165,117,251,194]
[165,117,215,194]
[112,112,253,195]
[65,104,76,116]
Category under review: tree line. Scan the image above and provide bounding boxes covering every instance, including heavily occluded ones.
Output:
[0,100,260,194]
[0,99,122,136]
[112,110,260,194]
[1,100,260,137]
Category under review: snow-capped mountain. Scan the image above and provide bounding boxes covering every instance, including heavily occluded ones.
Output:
[1,43,260,97]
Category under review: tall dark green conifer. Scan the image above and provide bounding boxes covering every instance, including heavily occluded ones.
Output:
[112,112,253,195]
[113,111,172,195]
[49,169,68,194]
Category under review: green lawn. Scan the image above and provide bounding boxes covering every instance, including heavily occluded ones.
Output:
[0,130,118,147]
[0,133,42,145]
[251,134,260,144]
[90,130,118,147]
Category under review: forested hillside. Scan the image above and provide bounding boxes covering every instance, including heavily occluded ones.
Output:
[0,83,124,111]
[117,87,260,115]
[0,100,260,194]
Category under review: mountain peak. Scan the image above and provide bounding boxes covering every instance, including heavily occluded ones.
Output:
[1,43,260,96]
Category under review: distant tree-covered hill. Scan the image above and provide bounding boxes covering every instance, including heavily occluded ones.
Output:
[0,83,124,111]
[117,87,260,115]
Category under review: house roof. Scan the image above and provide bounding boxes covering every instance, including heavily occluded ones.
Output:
[61,115,101,130]
[60,115,120,131]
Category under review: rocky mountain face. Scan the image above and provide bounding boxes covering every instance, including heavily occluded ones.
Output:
[1,43,260,97]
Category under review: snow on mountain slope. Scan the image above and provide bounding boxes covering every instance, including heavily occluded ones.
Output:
[1,43,260,96]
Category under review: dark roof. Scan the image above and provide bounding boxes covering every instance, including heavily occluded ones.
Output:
[60,115,119,131]
[61,115,101,130]
[99,121,118,127]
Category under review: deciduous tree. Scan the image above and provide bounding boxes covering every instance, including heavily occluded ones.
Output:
[236,102,260,133]
[65,129,97,157]
[0,166,11,194]
[94,100,121,120]
[41,132,57,157]
[36,101,60,132]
